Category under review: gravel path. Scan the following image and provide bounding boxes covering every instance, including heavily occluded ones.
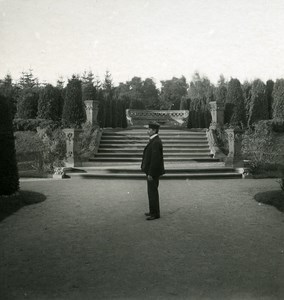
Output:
[0,178,283,300]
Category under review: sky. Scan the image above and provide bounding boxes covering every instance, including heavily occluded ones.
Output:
[1,0,284,86]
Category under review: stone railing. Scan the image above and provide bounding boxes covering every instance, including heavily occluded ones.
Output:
[225,128,244,167]
[126,109,189,127]
[206,128,226,160]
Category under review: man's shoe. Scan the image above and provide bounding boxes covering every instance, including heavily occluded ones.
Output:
[144,212,151,216]
[146,216,160,221]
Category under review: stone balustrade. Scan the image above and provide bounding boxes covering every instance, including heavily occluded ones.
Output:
[126,109,189,127]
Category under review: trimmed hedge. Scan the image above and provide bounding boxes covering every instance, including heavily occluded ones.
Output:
[13,118,61,132]
[0,95,19,195]
[242,120,283,174]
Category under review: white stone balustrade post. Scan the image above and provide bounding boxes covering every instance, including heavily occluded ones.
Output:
[63,128,82,168]
[209,101,225,129]
[84,100,99,125]
[225,128,244,167]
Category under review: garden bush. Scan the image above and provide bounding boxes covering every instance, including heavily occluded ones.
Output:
[15,131,45,171]
[214,127,229,155]
[242,121,281,174]
[78,123,101,159]
[15,128,66,174]
[36,127,66,172]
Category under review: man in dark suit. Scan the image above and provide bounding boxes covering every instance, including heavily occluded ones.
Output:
[141,122,165,220]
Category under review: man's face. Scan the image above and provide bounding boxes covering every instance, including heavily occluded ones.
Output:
[147,127,155,137]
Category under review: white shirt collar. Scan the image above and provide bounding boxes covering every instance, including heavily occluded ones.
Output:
[149,133,158,140]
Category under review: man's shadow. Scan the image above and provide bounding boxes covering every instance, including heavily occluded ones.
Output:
[254,190,284,213]
[0,191,46,222]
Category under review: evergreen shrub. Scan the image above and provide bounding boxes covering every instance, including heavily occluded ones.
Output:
[215,128,229,155]
[15,131,45,171]
[36,127,66,172]
[248,79,269,126]
[188,99,211,128]
[242,121,281,174]
[78,123,100,159]
[225,79,246,127]
[38,84,62,121]
[15,128,66,173]
[62,76,86,128]
[0,95,19,195]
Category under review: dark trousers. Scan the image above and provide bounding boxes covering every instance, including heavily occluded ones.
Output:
[147,176,160,217]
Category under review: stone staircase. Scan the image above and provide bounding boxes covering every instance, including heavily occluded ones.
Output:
[74,128,243,179]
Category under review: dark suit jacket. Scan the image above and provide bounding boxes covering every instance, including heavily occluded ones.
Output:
[141,135,165,178]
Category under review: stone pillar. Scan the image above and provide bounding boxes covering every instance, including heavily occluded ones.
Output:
[225,128,244,167]
[84,100,99,125]
[209,101,225,129]
[63,128,82,168]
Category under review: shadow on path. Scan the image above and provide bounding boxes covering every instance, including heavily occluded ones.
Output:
[0,190,46,222]
[254,190,284,212]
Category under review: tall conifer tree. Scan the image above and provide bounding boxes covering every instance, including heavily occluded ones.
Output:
[225,78,246,127]
[0,95,19,195]
[248,79,269,126]
[62,75,86,128]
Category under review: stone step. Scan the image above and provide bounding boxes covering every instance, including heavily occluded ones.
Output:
[89,157,219,162]
[99,142,209,147]
[98,148,210,153]
[101,132,207,136]
[74,172,242,180]
[100,137,207,141]
[85,127,240,179]
[100,141,208,145]
[82,161,226,168]
[100,138,208,143]
[103,129,206,134]
[95,152,211,157]
[77,166,237,173]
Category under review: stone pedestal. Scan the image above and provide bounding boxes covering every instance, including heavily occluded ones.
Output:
[63,128,82,168]
[209,101,225,129]
[84,100,99,125]
[225,128,244,167]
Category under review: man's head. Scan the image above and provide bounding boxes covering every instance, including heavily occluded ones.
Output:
[147,121,160,136]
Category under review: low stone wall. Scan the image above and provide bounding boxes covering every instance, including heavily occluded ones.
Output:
[126,109,189,127]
